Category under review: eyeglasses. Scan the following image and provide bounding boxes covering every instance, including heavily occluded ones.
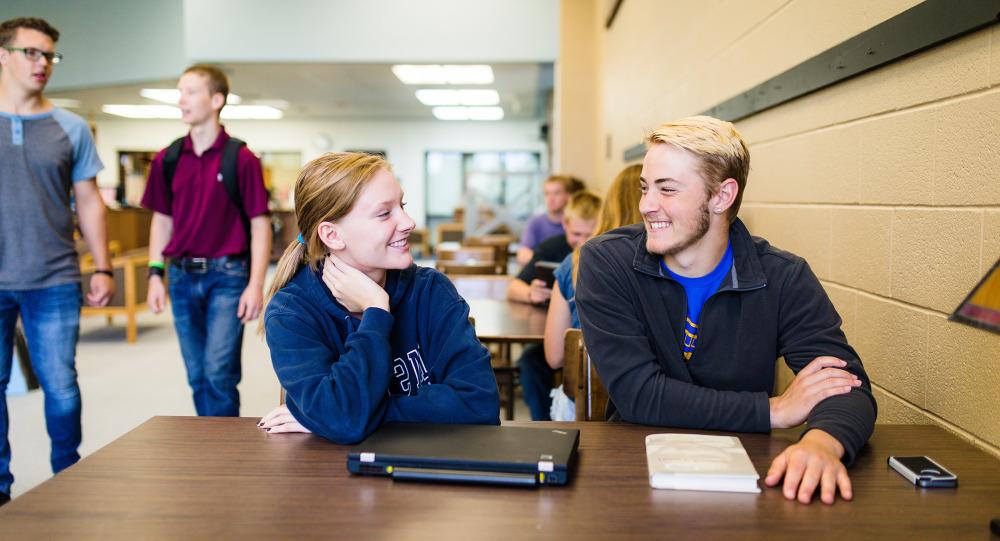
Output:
[2,46,63,64]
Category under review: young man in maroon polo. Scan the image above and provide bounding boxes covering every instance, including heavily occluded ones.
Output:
[141,65,271,416]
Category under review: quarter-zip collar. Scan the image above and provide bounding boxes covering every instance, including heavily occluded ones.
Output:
[631,218,767,292]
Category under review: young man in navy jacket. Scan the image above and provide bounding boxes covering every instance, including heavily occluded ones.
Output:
[576,116,876,505]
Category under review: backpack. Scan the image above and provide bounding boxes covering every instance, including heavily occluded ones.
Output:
[161,136,251,242]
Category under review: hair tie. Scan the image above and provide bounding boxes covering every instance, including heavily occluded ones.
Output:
[296,233,305,245]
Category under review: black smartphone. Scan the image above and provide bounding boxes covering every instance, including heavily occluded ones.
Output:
[533,261,559,289]
[888,456,958,488]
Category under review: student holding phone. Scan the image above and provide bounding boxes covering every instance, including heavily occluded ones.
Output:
[257,152,500,443]
[509,192,601,420]
[507,191,602,306]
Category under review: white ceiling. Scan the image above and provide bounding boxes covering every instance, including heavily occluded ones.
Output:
[49,62,553,121]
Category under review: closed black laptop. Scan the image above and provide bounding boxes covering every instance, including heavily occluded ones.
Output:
[347,423,580,487]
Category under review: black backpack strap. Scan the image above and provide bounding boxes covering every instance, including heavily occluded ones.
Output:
[161,137,186,209]
[219,137,252,243]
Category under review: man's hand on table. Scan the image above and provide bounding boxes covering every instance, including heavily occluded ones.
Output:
[765,429,851,505]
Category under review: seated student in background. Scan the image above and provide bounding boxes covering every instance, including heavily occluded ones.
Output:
[515,175,584,266]
[507,191,601,307]
[576,116,876,505]
[258,152,500,443]
[543,164,643,419]
[510,191,601,421]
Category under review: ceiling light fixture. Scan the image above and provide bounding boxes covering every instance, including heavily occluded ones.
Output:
[392,65,494,85]
[140,88,243,105]
[49,98,81,109]
[431,106,504,121]
[220,105,283,120]
[102,104,282,120]
[415,89,500,106]
[102,104,181,119]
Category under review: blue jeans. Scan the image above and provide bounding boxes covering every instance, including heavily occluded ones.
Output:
[168,258,248,417]
[517,344,554,421]
[0,283,83,496]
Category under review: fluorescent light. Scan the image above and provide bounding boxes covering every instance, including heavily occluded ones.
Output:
[140,88,242,105]
[49,98,81,108]
[140,88,180,104]
[465,106,504,120]
[220,105,283,120]
[431,106,504,121]
[252,99,289,109]
[102,103,281,120]
[392,65,494,85]
[102,104,181,119]
[393,65,447,85]
[443,65,494,85]
[415,89,500,106]
[430,106,469,120]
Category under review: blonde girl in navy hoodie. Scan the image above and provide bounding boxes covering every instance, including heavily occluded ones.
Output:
[257,152,500,443]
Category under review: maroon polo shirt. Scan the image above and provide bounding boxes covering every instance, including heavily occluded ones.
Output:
[142,128,269,258]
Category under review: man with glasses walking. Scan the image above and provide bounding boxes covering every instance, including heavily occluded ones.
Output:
[0,17,114,506]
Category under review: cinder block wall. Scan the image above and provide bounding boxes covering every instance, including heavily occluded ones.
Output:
[584,0,1000,457]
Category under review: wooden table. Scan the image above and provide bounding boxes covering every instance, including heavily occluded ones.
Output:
[467,298,547,343]
[451,275,547,342]
[2,418,998,540]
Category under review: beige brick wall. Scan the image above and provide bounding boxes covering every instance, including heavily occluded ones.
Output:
[577,0,1000,457]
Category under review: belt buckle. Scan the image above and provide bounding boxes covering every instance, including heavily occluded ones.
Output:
[189,257,209,273]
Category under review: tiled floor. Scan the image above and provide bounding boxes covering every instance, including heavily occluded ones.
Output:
[5,281,529,500]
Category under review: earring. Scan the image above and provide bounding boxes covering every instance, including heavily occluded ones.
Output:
[714,208,722,214]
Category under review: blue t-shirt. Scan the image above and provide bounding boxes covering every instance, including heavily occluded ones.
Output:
[660,242,733,361]
[554,253,579,329]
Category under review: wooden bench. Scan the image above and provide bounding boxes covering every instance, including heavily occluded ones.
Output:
[80,249,151,343]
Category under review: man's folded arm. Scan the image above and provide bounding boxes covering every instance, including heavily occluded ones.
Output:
[777,258,877,465]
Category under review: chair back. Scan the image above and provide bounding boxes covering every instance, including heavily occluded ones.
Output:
[408,228,431,259]
[563,328,608,421]
[435,222,465,245]
[436,245,501,275]
[465,234,514,274]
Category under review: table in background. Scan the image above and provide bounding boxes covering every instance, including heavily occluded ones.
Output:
[450,275,547,342]
[2,418,998,540]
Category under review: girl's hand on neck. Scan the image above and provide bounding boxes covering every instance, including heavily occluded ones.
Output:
[322,253,390,315]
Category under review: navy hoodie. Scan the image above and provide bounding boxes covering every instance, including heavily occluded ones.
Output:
[264,263,501,444]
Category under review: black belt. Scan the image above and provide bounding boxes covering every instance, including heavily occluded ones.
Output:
[170,254,247,272]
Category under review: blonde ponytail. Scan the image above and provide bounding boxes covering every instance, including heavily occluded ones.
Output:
[257,240,307,336]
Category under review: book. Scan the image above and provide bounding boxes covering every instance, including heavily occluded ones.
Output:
[645,433,761,493]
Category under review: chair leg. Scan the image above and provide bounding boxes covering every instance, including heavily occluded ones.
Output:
[505,378,515,421]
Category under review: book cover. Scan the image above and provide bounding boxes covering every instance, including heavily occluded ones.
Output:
[645,433,761,493]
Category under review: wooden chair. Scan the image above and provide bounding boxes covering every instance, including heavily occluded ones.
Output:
[563,328,608,421]
[80,248,151,343]
[469,316,517,421]
[434,222,465,245]
[436,246,500,276]
[408,228,431,259]
[464,234,514,274]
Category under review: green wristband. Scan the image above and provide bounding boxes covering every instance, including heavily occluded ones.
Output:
[148,261,165,269]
